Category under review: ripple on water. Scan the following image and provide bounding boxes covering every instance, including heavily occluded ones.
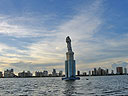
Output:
[0,76,128,95]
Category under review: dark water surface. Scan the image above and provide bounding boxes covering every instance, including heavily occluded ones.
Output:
[0,75,128,96]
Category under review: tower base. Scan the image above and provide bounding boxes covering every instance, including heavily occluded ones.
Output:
[62,77,80,81]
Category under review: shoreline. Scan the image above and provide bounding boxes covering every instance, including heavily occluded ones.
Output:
[0,74,127,78]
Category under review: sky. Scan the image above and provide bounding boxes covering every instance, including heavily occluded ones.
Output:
[0,0,128,74]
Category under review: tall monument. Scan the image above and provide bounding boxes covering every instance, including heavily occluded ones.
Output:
[62,36,80,80]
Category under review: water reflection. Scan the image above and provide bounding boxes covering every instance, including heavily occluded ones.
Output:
[63,81,76,96]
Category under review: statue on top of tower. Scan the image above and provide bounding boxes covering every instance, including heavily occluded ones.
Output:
[66,36,72,52]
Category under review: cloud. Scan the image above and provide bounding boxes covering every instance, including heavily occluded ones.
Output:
[111,61,128,70]
[56,1,103,40]
[10,61,63,74]
[0,0,128,73]
[0,14,57,37]
[26,41,65,64]
[22,0,104,67]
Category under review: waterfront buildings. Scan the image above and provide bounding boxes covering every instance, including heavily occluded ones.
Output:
[111,70,114,75]
[124,68,127,75]
[43,70,48,76]
[59,71,63,76]
[106,69,109,75]
[18,71,32,77]
[97,67,102,75]
[35,70,48,77]
[35,71,43,77]
[83,72,87,76]
[77,70,80,76]
[89,71,91,76]
[0,72,3,77]
[4,69,15,78]
[0,67,127,78]
[52,69,57,76]
[116,67,123,75]
[87,67,127,76]
[94,68,97,75]
[91,68,109,76]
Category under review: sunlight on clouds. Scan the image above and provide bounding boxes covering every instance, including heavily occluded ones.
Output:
[27,41,65,64]
[0,56,19,63]
[20,0,105,72]
[0,0,127,73]
[0,43,9,52]
[0,21,30,36]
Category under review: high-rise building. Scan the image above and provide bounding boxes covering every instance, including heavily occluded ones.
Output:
[101,69,106,75]
[35,70,48,77]
[97,67,102,75]
[18,71,32,77]
[83,72,87,76]
[4,69,15,78]
[62,36,80,80]
[43,70,48,76]
[116,67,123,75]
[0,72,3,78]
[89,71,91,76]
[105,69,109,75]
[59,71,63,76]
[52,69,57,76]
[111,70,114,75]
[77,70,80,76]
[35,71,43,77]
[124,68,127,75]
[92,71,95,76]
[94,68,97,76]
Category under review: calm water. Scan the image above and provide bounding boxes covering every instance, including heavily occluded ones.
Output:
[0,75,128,96]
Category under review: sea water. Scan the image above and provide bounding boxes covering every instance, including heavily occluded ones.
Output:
[0,75,128,96]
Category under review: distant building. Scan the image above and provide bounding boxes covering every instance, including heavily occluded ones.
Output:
[35,70,48,77]
[105,69,109,75]
[101,69,106,75]
[92,71,95,76]
[18,71,32,77]
[35,71,43,77]
[43,70,48,76]
[59,71,63,76]
[0,72,3,78]
[97,67,102,75]
[83,72,87,76]
[116,67,123,75]
[77,70,80,76]
[52,69,57,76]
[94,68,97,76]
[111,70,114,75]
[124,68,127,75]
[4,69,15,78]
[89,71,91,76]
[49,74,52,76]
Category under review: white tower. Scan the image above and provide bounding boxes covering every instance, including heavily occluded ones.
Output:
[62,36,80,80]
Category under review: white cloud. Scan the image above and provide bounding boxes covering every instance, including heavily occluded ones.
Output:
[0,0,128,73]
[23,0,104,69]
[0,14,57,37]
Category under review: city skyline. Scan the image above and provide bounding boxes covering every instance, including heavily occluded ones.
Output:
[0,0,128,74]
[0,66,128,78]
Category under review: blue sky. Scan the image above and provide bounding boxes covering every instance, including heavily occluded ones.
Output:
[0,0,128,74]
